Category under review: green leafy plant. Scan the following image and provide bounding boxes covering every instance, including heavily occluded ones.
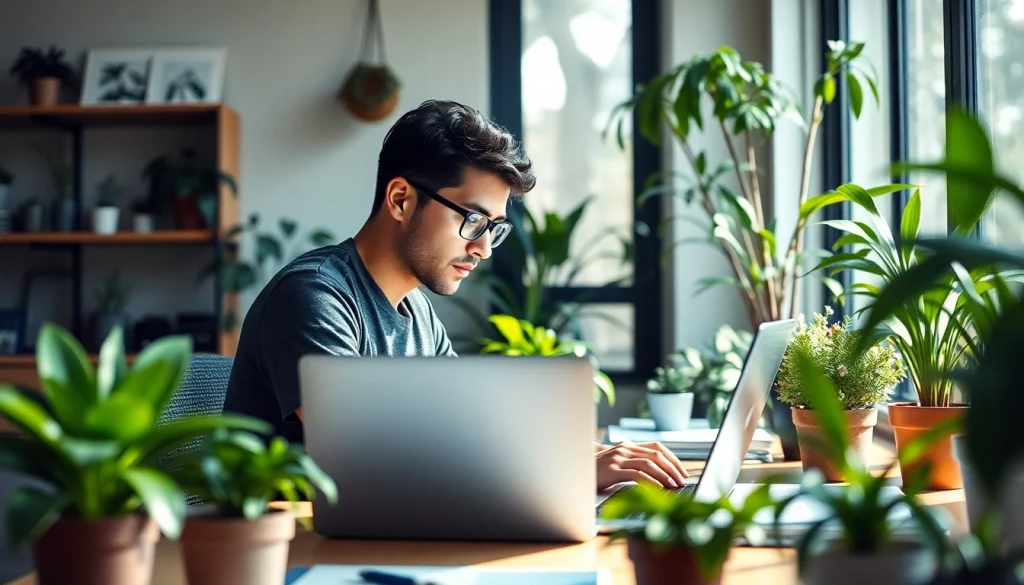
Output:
[143,147,237,226]
[0,323,270,549]
[775,306,905,410]
[171,427,337,530]
[93,269,131,315]
[774,349,953,574]
[480,314,615,406]
[94,174,123,208]
[8,45,76,86]
[607,40,899,331]
[601,481,775,581]
[197,213,336,330]
[646,351,702,394]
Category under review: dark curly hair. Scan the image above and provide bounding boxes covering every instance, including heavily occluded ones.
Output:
[370,100,536,216]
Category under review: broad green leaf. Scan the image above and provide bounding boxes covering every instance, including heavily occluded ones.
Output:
[758,229,777,261]
[594,372,616,407]
[130,335,192,414]
[836,184,879,217]
[489,315,527,347]
[256,234,283,265]
[821,277,845,305]
[36,323,97,405]
[96,327,128,401]
[7,486,65,550]
[82,389,155,443]
[121,467,186,539]
[899,190,922,265]
[279,218,297,238]
[944,108,996,234]
[309,229,336,247]
[718,186,756,230]
[0,437,65,485]
[845,71,863,118]
[0,387,63,450]
[821,75,836,103]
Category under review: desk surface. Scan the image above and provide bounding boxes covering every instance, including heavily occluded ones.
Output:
[7,442,968,585]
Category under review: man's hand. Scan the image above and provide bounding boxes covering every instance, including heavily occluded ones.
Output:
[596,441,688,491]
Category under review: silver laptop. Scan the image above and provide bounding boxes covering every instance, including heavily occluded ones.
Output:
[299,354,598,542]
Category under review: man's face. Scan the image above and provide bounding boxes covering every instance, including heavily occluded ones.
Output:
[398,167,511,296]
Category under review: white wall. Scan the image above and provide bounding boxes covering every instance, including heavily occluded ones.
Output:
[0,0,489,348]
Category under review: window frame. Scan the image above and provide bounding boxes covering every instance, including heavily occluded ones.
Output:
[487,0,664,382]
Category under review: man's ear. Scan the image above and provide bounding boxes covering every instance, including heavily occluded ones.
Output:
[384,178,417,223]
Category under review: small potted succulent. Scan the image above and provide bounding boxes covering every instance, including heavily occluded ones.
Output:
[92,174,123,235]
[774,306,906,481]
[601,481,775,585]
[0,323,268,585]
[8,45,77,106]
[171,428,338,585]
[645,350,699,431]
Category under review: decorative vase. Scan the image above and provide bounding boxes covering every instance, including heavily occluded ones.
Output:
[889,402,966,490]
[133,213,155,232]
[33,513,159,585]
[172,193,205,230]
[953,435,1024,554]
[627,536,721,585]
[93,206,120,234]
[646,392,694,431]
[802,542,936,585]
[792,407,877,482]
[29,77,61,106]
[181,508,296,585]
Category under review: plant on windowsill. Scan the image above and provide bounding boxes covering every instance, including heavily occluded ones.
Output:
[0,324,269,585]
[774,305,905,482]
[168,427,337,585]
[773,349,953,585]
[600,481,775,585]
[644,352,698,431]
[855,108,1024,558]
[479,314,615,407]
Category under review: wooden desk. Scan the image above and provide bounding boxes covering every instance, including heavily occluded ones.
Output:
[7,442,968,585]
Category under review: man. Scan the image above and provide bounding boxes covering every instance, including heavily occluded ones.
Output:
[224,99,688,491]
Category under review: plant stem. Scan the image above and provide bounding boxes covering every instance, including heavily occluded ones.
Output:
[746,132,779,320]
[784,96,825,320]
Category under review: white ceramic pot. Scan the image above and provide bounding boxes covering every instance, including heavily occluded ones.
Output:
[803,542,936,585]
[93,207,120,234]
[953,435,1024,554]
[133,213,154,233]
[647,392,694,431]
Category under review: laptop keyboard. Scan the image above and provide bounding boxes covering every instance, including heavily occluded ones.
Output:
[596,483,696,520]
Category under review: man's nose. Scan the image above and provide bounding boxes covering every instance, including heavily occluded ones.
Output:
[468,230,493,260]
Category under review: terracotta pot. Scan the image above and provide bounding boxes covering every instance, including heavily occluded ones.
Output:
[792,407,877,482]
[181,508,296,585]
[33,513,159,585]
[627,536,721,585]
[802,541,936,585]
[29,77,61,106]
[172,192,206,230]
[889,402,966,490]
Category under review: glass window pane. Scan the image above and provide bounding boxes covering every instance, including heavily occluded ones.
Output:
[978,0,1024,249]
[521,0,634,286]
[565,303,634,371]
[907,0,948,236]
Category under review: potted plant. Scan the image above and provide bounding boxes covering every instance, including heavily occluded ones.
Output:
[479,314,615,406]
[600,481,775,585]
[0,164,12,233]
[774,350,952,585]
[8,45,77,106]
[0,323,269,585]
[774,306,906,481]
[92,174,123,235]
[90,269,132,352]
[170,427,337,585]
[130,197,158,232]
[809,178,1003,490]
[645,351,698,431]
[31,142,75,231]
[142,147,237,230]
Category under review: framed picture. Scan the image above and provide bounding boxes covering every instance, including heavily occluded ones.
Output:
[80,47,157,105]
[146,48,226,104]
[0,309,25,355]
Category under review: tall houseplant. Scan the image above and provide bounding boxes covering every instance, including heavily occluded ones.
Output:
[775,306,905,481]
[606,40,902,330]
[8,45,77,106]
[0,324,268,585]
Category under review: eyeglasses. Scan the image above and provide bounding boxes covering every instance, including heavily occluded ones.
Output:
[407,180,513,247]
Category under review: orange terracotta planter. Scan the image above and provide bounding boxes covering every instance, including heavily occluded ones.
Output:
[888,402,967,491]
[33,513,159,585]
[793,407,877,482]
[181,508,296,585]
[627,536,722,585]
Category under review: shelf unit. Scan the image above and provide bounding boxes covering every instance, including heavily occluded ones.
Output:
[0,104,241,390]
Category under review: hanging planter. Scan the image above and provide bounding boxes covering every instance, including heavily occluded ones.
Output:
[340,0,400,122]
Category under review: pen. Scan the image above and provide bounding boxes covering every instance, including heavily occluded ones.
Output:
[358,569,441,585]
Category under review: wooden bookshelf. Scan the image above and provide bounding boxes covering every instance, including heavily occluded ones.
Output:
[0,230,217,245]
[0,104,223,130]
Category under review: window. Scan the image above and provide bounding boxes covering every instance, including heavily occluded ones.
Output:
[490,0,661,379]
[977,0,1024,248]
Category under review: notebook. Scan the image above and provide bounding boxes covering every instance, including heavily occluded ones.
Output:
[287,564,611,585]
[606,417,774,462]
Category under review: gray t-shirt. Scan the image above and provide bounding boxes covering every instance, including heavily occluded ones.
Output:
[223,238,456,443]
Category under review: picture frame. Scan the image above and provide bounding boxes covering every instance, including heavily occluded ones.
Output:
[146,48,226,105]
[0,308,26,355]
[80,47,158,106]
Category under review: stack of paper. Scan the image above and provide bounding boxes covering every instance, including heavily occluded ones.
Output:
[288,564,611,585]
[606,417,775,462]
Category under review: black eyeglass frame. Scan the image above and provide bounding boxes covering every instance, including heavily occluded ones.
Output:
[406,179,513,246]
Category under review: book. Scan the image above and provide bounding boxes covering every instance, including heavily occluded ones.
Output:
[287,564,611,585]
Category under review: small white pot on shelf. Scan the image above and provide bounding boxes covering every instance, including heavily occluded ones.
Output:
[133,213,155,233]
[93,206,120,235]
[646,392,694,431]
